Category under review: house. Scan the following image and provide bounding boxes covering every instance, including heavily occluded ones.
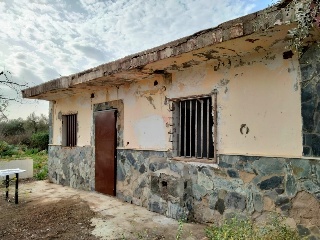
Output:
[22,1,320,237]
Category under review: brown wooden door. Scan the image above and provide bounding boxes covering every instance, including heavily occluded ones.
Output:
[95,110,116,196]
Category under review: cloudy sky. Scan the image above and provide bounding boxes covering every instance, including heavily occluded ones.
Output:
[0,0,273,119]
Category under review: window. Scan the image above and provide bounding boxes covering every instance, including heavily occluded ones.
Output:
[62,114,77,147]
[177,97,214,159]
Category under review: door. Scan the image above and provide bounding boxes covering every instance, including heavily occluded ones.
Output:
[95,110,117,196]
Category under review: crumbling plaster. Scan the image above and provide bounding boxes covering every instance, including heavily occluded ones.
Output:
[51,43,302,157]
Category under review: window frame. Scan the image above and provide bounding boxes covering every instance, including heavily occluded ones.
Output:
[62,114,77,147]
[168,91,218,162]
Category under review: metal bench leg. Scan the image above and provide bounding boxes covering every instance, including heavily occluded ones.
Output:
[15,173,19,204]
[5,175,9,200]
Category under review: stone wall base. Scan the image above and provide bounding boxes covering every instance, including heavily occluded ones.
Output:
[48,145,94,191]
[117,150,320,239]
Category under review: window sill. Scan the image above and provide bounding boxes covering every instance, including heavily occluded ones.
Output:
[170,157,218,167]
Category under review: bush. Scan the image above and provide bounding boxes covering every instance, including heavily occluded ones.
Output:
[30,132,49,151]
[0,140,20,157]
[34,165,48,180]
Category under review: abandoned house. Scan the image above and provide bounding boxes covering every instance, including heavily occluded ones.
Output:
[22,1,320,238]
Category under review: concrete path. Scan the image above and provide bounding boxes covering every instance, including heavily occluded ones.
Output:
[18,181,207,239]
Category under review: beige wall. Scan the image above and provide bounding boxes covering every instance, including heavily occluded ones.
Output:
[167,50,302,157]
[51,48,303,157]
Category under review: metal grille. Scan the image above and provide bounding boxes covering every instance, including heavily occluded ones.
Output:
[64,114,77,147]
[178,97,213,158]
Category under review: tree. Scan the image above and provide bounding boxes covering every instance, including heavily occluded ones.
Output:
[0,70,28,121]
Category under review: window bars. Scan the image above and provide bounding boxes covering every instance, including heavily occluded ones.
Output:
[62,114,77,147]
[178,97,214,159]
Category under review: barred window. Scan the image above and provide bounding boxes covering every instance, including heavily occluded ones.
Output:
[62,114,77,147]
[178,97,214,159]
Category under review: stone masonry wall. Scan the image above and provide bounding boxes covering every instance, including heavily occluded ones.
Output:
[117,149,320,239]
[300,44,320,157]
[48,145,94,191]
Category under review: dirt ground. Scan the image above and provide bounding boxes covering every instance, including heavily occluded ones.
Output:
[0,180,207,240]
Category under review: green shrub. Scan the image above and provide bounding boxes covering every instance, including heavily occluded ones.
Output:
[30,132,49,150]
[0,141,20,157]
[205,216,300,240]
[34,165,48,180]
[24,148,39,155]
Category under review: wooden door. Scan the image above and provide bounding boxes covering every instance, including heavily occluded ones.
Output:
[94,110,116,196]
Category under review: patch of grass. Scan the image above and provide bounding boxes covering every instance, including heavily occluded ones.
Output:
[205,216,300,240]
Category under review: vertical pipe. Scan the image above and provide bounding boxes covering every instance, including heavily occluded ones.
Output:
[15,173,19,204]
[184,101,187,157]
[200,100,203,158]
[179,101,182,156]
[207,98,210,158]
[195,100,198,158]
[189,100,192,157]
[213,91,218,163]
[5,175,9,200]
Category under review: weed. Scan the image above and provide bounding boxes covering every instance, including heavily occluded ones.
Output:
[176,218,185,240]
[205,215,300,240]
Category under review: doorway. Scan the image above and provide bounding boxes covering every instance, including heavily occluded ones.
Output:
[94,110,117,196]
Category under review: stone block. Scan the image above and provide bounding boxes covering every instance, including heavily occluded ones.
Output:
[301,83,314,103]
[289,159,312,179]
[224,192,246,210]
[302,180,320,194]
[208,191,218,210]
[166,201,187,220]
[297,224,311,237]
[252,158,286,176]
[258,176,284,190]
[239,171,256,183]
[289,191,320,227]
[301,64,314,81]
[197,171,213,191]
[311,134,320,156]
[285,175,297,197]
[263,196,275,211]
[192,183,207,201]
[253,193,263,212]
[215,198,225,214]
[150,175,160,195]
[227,169,239,178]
[302,100,317,133]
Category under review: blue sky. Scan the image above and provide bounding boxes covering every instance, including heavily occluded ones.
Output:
[0,0,274,119]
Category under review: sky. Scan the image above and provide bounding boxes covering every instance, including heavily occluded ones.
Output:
[0,0,274,120]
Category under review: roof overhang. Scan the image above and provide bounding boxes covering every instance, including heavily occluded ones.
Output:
[21,0,318,100]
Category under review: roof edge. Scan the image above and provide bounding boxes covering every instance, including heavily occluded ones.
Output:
[22,0,296,99]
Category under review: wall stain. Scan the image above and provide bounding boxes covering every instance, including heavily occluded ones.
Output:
[145,96,156,109]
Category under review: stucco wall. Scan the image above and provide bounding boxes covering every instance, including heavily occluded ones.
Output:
[51,46,302,158]
[167,50,302,157]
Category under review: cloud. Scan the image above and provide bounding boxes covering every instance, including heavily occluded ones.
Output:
[0,0,272,119]
[73,44,108,62]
